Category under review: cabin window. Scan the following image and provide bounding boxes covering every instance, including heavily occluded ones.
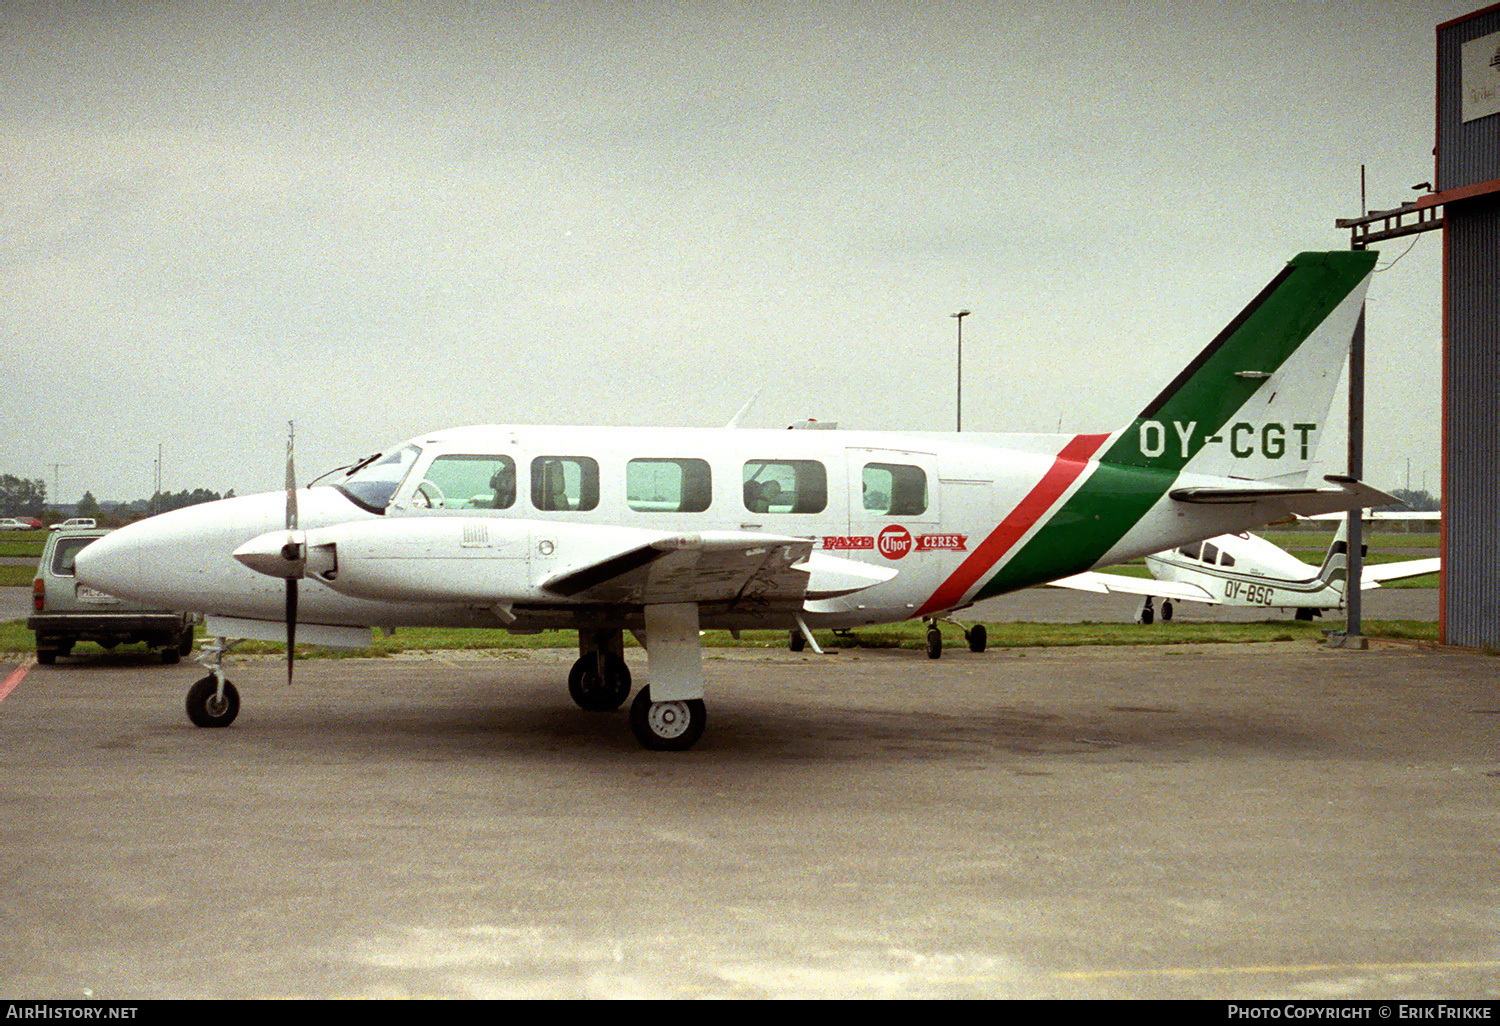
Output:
[1202,541,1220,565]
[415,454,516,510]
[1177,543,1200,559]
[532,456,599,512]
[1220,551,1235,568]
[743,460,828,514]
[627,458,712,513]
[861,462,927,516]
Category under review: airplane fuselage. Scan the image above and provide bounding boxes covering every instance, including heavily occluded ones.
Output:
[1145,532,1340,611]
[80,423,1326,637]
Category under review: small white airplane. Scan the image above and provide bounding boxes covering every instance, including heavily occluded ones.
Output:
[1050,517,1441,622]
[77,250,1392,750]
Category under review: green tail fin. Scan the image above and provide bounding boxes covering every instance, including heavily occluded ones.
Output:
[1100,250,1377,483]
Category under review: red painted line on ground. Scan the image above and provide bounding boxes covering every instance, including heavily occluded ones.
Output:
[0,655,36,704]
[919,433,1110,616]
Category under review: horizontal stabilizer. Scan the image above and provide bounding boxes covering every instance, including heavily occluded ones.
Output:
[1170,475,1397,519]
[1362,557,1440,587]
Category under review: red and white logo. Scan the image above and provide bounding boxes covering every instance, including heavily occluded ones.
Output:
[878,525,914,560]
[916,533,968,552]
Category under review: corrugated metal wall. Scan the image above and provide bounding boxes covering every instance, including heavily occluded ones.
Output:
[1437,7,1500,648]
[1442,199,1500,648]
[1436,7,1500,191]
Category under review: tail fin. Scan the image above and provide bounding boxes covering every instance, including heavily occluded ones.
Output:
[1315,517,1357,597]
[1100,251,1377,484]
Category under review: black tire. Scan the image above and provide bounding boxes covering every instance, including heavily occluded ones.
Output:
[926,627,942,660]
[186,675,239,728]
[1161,601,1173,622]
[178,628,195,656]
[789,630,806,652]
[629,687,706,751]
[36,648,57,665]
[1140,604,1154,625]
[568,654,632,711]
[161,646,180,665]
[967,624,987,653]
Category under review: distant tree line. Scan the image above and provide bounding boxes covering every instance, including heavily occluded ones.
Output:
[0,474,46,518]
[112,488,235,520]
[0,473,235,525]
[1383,488,1440,512]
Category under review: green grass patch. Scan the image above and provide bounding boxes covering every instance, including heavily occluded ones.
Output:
[0,532,47,559]
[0,566,37,587]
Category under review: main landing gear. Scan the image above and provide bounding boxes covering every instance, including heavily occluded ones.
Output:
[571,616,709,750]
[1136,597,1173,625]
[569,629,633,711]
[922,617,988,659]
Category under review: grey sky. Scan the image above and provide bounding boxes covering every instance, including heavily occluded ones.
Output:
[0,0,1463,503]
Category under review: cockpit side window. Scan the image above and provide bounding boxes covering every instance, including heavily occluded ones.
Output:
[337,444,421,513]
[414,454,517,511]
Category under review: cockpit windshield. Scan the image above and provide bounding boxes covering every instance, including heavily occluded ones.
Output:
[334,444,420,513]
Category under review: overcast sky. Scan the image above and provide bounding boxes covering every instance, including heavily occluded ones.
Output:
[0,0,1467,503]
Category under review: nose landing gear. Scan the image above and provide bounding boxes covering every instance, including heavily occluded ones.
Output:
[186,636,242,728]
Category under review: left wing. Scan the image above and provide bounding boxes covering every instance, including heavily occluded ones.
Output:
[541,530,896,605]
[1047,571,1214,603]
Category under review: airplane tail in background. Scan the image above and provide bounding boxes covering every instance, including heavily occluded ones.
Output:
[1099,251,1378,486]
[1315,517,1356,597]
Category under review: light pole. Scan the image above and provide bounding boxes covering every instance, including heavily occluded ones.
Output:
[951,310,970,432]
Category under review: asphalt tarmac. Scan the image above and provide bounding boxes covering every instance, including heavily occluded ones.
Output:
[2,629,1496,999]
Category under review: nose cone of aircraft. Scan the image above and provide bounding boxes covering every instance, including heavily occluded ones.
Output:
[74,491,304,611]
[73,526,147,603]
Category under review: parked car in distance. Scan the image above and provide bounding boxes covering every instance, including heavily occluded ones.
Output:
[0,518,27,531]
[18,517,42,529]
[49,518,97,531]
[28,528,195,665]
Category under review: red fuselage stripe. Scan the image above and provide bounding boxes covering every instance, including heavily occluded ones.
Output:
[919,433,1110,615]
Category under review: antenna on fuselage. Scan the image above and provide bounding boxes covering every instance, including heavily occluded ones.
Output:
[724,390,764,429]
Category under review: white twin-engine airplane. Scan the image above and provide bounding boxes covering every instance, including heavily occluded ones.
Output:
[78,250,1393,751]
[1050,518,1441,623]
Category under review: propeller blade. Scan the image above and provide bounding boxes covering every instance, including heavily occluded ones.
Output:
[286,577,297,684]
[285,421,298,531]
[285,420,298,682]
